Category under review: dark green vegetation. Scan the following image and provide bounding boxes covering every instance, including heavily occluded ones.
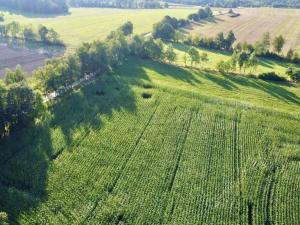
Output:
[68,0,164,8]
[0,0,68,14]
[1,57,299,224]
[165,0,300,8]
[0,66,43,139]
[0,21,63,46]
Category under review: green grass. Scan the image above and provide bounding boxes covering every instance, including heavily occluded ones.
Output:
[1,7,194,49]
[0,58,299,224]
[172,43,300,78]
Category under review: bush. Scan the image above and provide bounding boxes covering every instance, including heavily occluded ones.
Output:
[0,212,9,225]
[258,72,287,82]
[286,67,300,82]
[152,22,175,41]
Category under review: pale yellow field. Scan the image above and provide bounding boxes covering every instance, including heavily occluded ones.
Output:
[186,8,300,53]
[2,7,195,49]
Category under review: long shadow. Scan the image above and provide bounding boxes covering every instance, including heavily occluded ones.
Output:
[0,68,147,223]
[259,60,274,69]
[193,16,225,26]
[224,74,300,105]
[202,72,238,90]
[119,57,201,86]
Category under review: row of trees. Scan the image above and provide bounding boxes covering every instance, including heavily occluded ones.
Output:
[164,0,300,8]
[0,0,68,14]
[188,7,213,22]
[0,66,43,139]
[184,30,299,64]
[253,32,299,63]
[67,0,164,8]
[34,22,180,94]
[0,22,63,45]
[186,31,236,52]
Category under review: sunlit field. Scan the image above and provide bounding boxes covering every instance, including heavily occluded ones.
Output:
[1,58,299,224]
[2,7,194,49]
[186,7,300,53]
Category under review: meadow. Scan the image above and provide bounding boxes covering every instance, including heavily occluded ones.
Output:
[185,7,300,53]
[1,7,193,49]
[0,57,299,224]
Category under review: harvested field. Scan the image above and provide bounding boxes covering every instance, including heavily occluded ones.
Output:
[185,8,300,53]
[0,39,65,78]
[0,45,48,77]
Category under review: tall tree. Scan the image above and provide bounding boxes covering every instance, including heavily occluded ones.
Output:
[273,35,285,54]
[188,47,200,67]
[261,32,271,53]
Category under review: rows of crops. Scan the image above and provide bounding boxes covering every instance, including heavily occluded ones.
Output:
[0,59,299,224]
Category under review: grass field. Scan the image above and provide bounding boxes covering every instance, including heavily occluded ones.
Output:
[0,58,299,224]
[1,7,194,49]
[185,7,300,53]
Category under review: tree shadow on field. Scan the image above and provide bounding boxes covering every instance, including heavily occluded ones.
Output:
[221,73,300,105]
[0,68,147,223]
[192,17,225,27]
[121,57,201,86]
[202,72,238,90]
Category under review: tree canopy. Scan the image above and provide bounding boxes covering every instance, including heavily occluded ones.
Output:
[164,0,300,8]
[0,0,68,14]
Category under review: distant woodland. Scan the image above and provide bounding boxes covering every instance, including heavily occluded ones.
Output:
[67,0,163,8]
[0,0,69,14]
[165,0,300,8]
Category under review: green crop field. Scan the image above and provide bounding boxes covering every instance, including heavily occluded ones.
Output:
[1,57,299,224]
[1,7,193,49]
[186,7,300,53]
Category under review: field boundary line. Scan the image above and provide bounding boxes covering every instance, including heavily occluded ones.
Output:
[167,109,194,192]
[161,108,195,224]
[80,101,160,224]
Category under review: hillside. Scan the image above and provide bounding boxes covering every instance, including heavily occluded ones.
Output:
[1,58,299,224]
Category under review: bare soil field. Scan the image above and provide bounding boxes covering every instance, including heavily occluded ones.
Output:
[185,8,300,53]
[0,45,48,77]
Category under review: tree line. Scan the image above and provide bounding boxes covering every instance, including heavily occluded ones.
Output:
[0,0,68,14]
[151,14,300,82]
[0,21,63,46]
[164,0,300,8]
[33,21,180,94]
[67,0,164,9]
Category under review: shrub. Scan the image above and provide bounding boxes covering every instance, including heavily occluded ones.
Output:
[286,67,300,82]
[0,212,9,225]
[258,72,287,82]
